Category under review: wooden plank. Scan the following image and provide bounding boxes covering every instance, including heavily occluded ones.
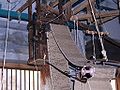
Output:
[17,0,35,12]
[116,78,120,90]
[0,61,42,70]
[50,24,86,66]
[72,10,119,21]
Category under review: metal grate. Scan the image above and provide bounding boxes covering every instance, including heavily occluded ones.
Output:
[0,68,41,90]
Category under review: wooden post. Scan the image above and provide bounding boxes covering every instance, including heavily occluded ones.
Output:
[64,0,72,20]
[58,0,63,19]
[28,0,33,61]
[36,0,41,19]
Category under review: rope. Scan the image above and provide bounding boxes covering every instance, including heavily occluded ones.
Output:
[88,0,108,61]
[87,81,92,90]
[91,32,96,60]
[1,1,11,90]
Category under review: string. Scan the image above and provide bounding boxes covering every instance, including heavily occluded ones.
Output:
[88,0,108,61]
[92,32,96,60]
[1,1,11,90]
[87,81,92,90]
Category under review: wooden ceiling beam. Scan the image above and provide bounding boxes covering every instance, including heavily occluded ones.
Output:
[17,0,35,13]
[71,10,119,21]
[47,0,78,15]
[28,0,32,22]
[73,0,96,15]
[97,16,117,25]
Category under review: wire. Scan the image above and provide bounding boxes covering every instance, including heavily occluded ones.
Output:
[1,2,11,90]
[88,0,108,61]
[92,33,96,60]
[87,81,92,90]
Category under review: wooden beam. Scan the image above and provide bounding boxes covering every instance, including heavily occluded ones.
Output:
[17,0,35,12]
[47,5,59,15]
[0,61,42,70]
[71,10,119,21]
[49,1,59,8]
[36,0,41,18]
[73,0,96,15]
[28,0,32,22]
[47,0,78,15]
[58,0,63,15]
[97,16,117,25]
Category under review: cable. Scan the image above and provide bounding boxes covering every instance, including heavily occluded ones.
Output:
[91,32,96,60]
[1,1,11,90]
[87,81,92,90]
[88,0,108,61]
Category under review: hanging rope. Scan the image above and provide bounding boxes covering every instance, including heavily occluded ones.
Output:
[87,81,92,90]
[88,0,108,61]
[1,1,11,90]
[91,32,96,60]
